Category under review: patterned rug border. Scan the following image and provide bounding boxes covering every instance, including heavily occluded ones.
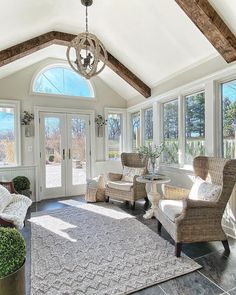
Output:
[30,203,202,295]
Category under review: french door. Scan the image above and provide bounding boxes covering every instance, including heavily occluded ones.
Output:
[39,112,91,199]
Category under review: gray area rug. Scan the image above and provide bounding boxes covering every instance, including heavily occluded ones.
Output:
[30,201,201,295]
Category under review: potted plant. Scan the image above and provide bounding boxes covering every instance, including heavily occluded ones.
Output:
[0,228,26,295]
[138,143,165,175]
[13,176,31,198]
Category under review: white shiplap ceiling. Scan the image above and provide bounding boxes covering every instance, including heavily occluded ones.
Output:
[0,0,235,100]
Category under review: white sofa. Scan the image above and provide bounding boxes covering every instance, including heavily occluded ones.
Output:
[0,184,32,229]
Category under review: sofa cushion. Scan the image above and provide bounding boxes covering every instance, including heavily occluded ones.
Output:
[0,194,32,229]
[107,181,133,192]
[159,199,184,222]
[0,184,12,213]
[189,176,222,202]
[121,166,145,182]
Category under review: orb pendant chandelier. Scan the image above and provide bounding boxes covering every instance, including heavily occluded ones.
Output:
[66,0,108,79]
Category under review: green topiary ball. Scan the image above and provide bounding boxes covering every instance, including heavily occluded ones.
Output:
[13,176,30,192]
[0,228,26,278]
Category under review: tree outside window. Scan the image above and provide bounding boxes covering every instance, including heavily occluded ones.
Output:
[144,108,153,146]
[163,100,178,164]
[131,112,141,152]
[107,113,122,160]
[0,107,16,166]
[222,79,236,159]
[185,91,205,165]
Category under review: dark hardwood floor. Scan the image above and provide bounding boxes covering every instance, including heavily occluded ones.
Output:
[22,196,236,295]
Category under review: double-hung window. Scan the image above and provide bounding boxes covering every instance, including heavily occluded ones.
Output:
[131,112,141,152]
[106,109,126,160]
[0,100,20,166]
[221,79,236,159]
[144,108,153,146]
[163,99,179,164]
[184,91,205,164]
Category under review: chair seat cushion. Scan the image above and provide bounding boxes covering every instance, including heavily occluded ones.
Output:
[189,176,222,202]
[0,194,32,229]
[0,184,12,213]
[107,181,133,192]
[159,199,184,222]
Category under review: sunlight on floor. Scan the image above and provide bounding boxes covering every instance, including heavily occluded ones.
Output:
[29,215,77,242]
[59,199,134,220]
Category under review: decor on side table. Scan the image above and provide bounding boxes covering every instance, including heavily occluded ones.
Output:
[21,111,34,137]
[95,114,107,137]
[66,0,108,79]
[12,176,31,198]
[0,228,26,295]
[138,143,164,175]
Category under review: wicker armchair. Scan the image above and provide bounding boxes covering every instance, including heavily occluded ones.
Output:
[156,156,236,257]
[105,153,148,209]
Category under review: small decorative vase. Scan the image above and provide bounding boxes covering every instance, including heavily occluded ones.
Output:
[97,126,103,137]
[25,125,34,137]
[148,158,156,175]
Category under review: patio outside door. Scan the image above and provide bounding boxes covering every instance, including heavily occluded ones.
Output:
[39,112,91,199]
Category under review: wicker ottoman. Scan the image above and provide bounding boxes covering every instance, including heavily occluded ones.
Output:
[85,174,106,203]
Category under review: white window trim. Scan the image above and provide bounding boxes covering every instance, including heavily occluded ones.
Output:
[217,76,236,158]
[30,62,96,101]
[0,99,21,167]
[34,106,96,201]
[104,108,127,161]
[143,107,154,146]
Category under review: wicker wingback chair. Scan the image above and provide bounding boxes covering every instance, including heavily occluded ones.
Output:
[156,156,236,257]
[105,153,148,209]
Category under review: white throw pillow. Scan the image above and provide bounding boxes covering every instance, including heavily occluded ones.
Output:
[0,184,12,213]
[121,166,145,182]
[189,176,222,202]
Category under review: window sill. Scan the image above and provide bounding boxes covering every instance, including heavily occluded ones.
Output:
[0,165,37,170]
[160,164,194,174]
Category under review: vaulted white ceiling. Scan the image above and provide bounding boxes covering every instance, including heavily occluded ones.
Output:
[0,0,236,100]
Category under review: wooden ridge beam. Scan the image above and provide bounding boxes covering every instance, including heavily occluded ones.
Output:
[175,0,236,63]
[0,31,151,98]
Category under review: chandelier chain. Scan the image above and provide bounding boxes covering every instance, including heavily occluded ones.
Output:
[86,5,88,33]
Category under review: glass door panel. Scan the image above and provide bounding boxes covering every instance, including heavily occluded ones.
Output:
[45,117,62,188]
[67,114,90,196]
[40,113,66,199]
[39,112,91,199]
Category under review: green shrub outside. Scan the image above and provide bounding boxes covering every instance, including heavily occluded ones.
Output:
[13,176,30,192]
[48,155,55,162]
[0,228,26,278]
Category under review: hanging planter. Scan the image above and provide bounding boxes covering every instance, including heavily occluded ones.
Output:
[21,111,34,137]
[95,115,107,138]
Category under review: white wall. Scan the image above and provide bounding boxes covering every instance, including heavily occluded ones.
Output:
[0,58,127,199]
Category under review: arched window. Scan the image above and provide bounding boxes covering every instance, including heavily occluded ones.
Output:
[33,66,94,98]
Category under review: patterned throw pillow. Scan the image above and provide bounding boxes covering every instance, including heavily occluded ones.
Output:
[121,166,145,182]
[0,185,12,213]
[189,176,222,202]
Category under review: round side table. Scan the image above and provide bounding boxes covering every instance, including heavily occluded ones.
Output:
[137,175,170,219]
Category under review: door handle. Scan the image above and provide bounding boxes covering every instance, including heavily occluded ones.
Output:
[63,149,65,160]
[68,149,71,160]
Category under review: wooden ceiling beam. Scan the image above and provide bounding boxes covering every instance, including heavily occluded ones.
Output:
[0,31,151,98]
[175,0,236,63]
